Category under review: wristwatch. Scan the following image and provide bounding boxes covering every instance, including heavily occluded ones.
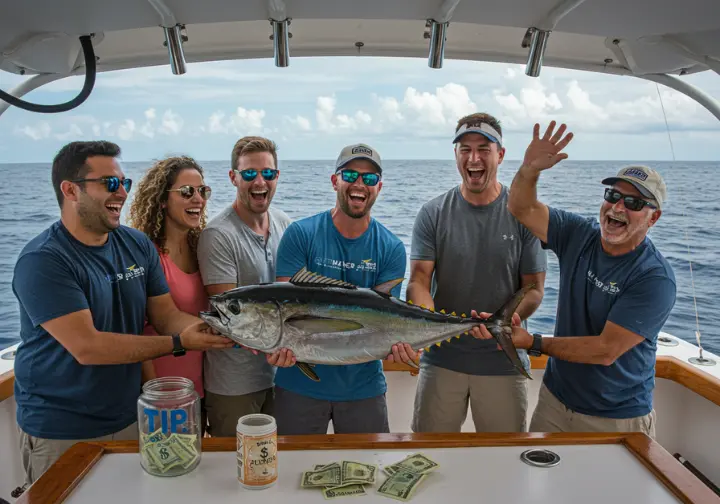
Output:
[171,333,186,357]
[528,333,544,357]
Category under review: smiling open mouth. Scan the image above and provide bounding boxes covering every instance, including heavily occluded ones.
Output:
[605,215,628,230]
[467,167,486,181]
[186,208,201,217]
[349,191,367,203]
[106,203,122,216]
[250,189,268,203]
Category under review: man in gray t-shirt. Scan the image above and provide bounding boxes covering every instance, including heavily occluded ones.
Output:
[407,113,547,433]
[197,136,292,437]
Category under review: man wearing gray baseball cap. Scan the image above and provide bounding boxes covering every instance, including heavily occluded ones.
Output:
[479,121,676,437]
[270,142,415,435]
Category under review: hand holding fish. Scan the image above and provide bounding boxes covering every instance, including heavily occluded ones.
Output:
[470,310,533,350]
[266,347,297,367]
[179,321,236,350]
[521,121,574,173]
[385,343,420,366]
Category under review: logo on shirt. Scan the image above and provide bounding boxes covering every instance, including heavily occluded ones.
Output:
[587,270,621,295]
[105,264,147,283]
[314,257,377,273]
[502,234,515,241]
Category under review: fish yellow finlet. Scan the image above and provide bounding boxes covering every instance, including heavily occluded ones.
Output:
[446,338,452,343]
[425,347,431,352]
[464,331,469,335]
[440,309,446,314]
[461,313,467,318]
[451,311,456,316]
[420,304,426,309]
[435,342,441,347]
[429,307,434,312]
[407,300,413,305]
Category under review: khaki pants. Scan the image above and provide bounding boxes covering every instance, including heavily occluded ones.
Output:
[530,383,656,437]
[19,421,138,485]
[411,362,529,432]
[204,387,274,437]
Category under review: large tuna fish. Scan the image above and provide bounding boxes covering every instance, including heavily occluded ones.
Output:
[200,268,533,381]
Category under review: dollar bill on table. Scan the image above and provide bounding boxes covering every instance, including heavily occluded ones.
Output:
[339,460,377,485]
[377,470,428,502]
[383,453,439,476]
[301,464,342,488]
[323,484,367,499]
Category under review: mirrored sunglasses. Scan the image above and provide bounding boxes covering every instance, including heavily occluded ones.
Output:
[237,168,278,182]
[338,169,381,187]
[71,176,133,193]
[168,185,212,200]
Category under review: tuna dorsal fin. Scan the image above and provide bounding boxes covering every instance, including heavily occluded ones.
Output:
[373,278,404,296]
[297,362,320,382]
[289,267,358,290]
[286,315,364,334]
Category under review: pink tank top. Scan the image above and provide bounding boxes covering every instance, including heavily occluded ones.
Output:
[143,245,208,397]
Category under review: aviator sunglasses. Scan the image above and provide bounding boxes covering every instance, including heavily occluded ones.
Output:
[168,185,212,200]
[236,168,279,182]
[71,176,132,193]
[604,188,657,211]
[338,169,381,187]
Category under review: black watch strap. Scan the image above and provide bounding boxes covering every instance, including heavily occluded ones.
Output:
[528,333,543,357]
[171,333,186,357]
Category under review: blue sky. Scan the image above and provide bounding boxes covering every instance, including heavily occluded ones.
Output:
[1,56,719,163]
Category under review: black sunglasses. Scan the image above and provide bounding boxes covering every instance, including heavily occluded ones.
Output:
[237,168,278,182]
[168,185,212,200]
[604,188,657,211]
[72,176,132,193]
[338,169,381,187]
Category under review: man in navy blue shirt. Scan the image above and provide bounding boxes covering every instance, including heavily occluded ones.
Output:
[476,122,676,437]
[12,141,233,486]
[272,143,414,435]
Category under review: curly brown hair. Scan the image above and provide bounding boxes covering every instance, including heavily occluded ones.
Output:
[127,156,208,254]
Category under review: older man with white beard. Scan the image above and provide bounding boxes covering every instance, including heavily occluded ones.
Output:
[480,121,677,438]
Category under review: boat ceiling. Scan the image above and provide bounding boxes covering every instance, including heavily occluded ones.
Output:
[1,0,719,78]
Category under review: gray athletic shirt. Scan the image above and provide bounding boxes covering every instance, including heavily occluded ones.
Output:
[411,184,547,375]
[197,204,292,395]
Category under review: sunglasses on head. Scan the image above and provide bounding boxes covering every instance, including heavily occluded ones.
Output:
[604,188,657,211]
[168,185,212,200]
[338,169,381,187]
[237,168,278,182]
[72,176,132,193]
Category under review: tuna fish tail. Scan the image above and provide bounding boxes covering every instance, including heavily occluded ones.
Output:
[487,283,536,380]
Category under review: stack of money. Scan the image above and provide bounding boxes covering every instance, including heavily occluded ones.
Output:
[377,453,439,502]
[300,460,378,499]
[140,429,200,476]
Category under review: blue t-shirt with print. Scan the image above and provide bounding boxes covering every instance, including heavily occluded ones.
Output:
[274,210,407,401]
[543,207,676,419]
[12,221,169,439]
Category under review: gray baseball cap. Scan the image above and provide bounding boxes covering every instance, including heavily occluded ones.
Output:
[602,165,667,209]
[335,143,382,174]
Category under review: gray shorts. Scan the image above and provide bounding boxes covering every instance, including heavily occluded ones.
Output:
[204,387,275,438]
[529,383,657,437]
[274,387,390,435]
[18,421,138,485]
[411,361,529,433]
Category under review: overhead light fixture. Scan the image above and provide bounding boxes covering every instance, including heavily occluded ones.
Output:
[428,20,448,69]
[271,18,290,67]
[525,28,550,77]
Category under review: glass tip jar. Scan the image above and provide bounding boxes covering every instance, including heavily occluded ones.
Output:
[137,376,202,477]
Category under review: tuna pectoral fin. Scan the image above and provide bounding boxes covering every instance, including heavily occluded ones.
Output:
[495,282,536,323]
[297,362,320,382]
[285,315,364,334]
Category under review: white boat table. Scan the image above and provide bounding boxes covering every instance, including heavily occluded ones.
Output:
[15,433,719,504]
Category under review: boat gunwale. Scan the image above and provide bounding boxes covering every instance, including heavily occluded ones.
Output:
[14,432,720,504]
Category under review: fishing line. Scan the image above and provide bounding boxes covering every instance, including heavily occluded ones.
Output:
[654,83,711,365]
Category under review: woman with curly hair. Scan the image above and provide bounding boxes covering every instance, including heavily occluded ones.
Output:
[127,156,212,408]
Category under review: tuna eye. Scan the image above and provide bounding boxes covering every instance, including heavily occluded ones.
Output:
[228,300,241,315]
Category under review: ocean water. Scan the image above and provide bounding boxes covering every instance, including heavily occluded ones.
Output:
[1,160,718,356]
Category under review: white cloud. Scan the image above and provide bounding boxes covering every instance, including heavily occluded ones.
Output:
[206,107,266,135]
[158,110,184,135]
[15,122,51,140]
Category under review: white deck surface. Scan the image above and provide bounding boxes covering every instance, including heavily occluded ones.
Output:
[64,445,681,504]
